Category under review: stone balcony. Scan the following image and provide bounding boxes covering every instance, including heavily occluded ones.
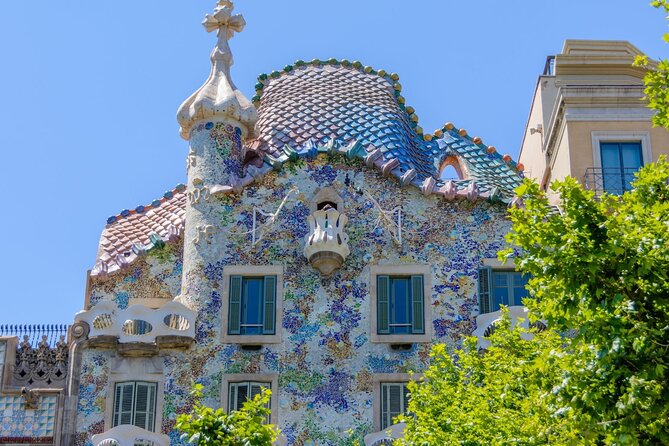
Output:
[304,205,350,276]
[74,301,196,355]
[472,306,537,350]
[91,425,170,446]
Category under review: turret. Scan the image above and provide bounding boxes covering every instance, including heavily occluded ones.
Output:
[176,0,257,312]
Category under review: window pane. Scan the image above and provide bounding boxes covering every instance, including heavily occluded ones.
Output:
[242,278,264,335]
[390,277,411,334]
[511,273,530,306]
[492,272,510,311]
[600,143,622,169]
[621,143,643,170]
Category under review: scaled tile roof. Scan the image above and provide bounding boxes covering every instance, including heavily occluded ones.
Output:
[93,59,526,277]
[92,185,186,277]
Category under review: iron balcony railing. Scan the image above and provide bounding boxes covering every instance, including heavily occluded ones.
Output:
[584,167,639,196]
[0,324,69,347]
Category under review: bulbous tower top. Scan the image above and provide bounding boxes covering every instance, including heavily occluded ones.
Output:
[177,1,258,140]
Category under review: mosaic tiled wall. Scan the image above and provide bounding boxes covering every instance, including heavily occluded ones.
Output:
[76,126,513,445]
[0,395,58,444]
[88,242,183,309]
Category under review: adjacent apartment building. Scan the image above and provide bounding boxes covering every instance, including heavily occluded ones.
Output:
[518,40,669,202]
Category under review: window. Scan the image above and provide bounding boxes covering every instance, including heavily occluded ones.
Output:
[228,381,272,424]
[222,266,283,344]
[113,381,158,431]
[380,382,410,430]
[478,267,530,314]
[228,275,276,335]
[221,373,279,424]
[370,265,431,343]
[0,341,5,386]
[377,275,424,335]
[600,141,643,194]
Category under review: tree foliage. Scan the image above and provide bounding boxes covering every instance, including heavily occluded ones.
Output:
[400,158,669,445]
[397,313,575,445]
[503,160,669,444]
[635,1,669,129]
[175,384,277,446]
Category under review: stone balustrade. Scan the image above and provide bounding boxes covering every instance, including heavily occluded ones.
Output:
[473,306,537,350]
[74,301,195,350]
[91,425,170,446]
[364,423,406,446]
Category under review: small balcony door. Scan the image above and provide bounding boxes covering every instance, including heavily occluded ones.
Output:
[600,142,643,194]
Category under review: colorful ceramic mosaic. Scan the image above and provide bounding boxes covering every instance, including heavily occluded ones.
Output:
[75,121,513,444]
[0,395,58,440]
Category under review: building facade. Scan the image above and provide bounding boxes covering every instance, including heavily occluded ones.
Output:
[1,2,529,445]
[518,40,669,203]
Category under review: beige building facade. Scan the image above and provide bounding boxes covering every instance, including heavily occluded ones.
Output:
[519,40,669,203]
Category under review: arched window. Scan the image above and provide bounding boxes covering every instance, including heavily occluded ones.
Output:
[438,156,466,180]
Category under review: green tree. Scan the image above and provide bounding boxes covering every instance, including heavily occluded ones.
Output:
[503,159,669,444]
[397,312,576,446]
[176,384,278,446]
[635,1,669,129]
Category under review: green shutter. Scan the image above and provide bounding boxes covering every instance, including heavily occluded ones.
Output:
[411,275,425,334]
[263,276,277,335]
[478,267,492,314]
[113,382,136,428]
[229,276,243,335]
[377,275,390,334]
[133,382,157,431]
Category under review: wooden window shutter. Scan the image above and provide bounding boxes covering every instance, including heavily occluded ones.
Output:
[411,275,425,334]
[263,276,277,335]
[113,382,136,427]
[228,276,243,335]
[478,267,492,314]
[377,275,390,334]
[133,382,157,431]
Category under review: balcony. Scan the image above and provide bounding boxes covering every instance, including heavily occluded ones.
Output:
[74,301,195,355]
[473,306,535,350]
[91,425,170,446]
[584,167,638,196]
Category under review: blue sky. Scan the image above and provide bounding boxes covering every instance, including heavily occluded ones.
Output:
[0,1,666,325]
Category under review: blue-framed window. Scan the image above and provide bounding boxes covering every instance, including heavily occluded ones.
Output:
[228,276,276,335]
[600,141,643,194]
[478,268,530,314]
[377,275,425,335]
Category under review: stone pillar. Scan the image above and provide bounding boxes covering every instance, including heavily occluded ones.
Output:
[176,1,257,313]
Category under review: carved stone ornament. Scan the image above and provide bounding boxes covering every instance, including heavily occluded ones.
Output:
[304,205,350,275]
[14,335,68,388]
[91,425,170,446]
[21,387,40,410]
[177,0,257,140]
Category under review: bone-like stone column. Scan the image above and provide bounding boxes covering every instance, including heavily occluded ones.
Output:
[176,1,257,313]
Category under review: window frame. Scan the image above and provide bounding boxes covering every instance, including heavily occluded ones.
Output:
[221,265,284,344]
[591,131,651,173]
[112,380,158,432]
[372,373,421,432]
[370,265,432,344]
[0,337,18,391]
[104,357,165,432]
[221,373,279,425]
[478,259,530,314]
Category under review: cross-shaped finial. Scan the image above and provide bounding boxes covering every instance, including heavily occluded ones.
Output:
[202,0,246,39]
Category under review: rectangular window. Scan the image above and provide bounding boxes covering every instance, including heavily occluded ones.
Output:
[228,275,277,335]
[600,141,643,194]
[479,268,530,314]
[0,341,5,385]
[380,382,410,430]
[228,381,271,423]
[112,381,157,432]
[377,275,424,335]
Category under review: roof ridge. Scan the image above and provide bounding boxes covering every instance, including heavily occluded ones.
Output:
[105,183,187,225]
[252,58,525,175]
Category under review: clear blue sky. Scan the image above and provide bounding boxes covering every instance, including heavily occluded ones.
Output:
[0,1,665,325]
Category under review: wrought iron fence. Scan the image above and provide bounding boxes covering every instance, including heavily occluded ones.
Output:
[583,167,639,196]
[0,324,69,347]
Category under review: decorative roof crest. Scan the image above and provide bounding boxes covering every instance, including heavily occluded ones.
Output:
[177,1,257,140]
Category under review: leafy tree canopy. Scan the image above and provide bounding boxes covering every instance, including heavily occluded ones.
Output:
[176,384,278,446]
